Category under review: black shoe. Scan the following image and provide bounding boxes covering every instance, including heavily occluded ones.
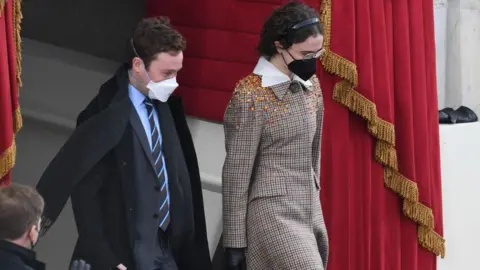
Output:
[439,108,457,124]
[454,106,478,123]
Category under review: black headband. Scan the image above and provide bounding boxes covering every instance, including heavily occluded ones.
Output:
[282,17,320,41]
[290,17,320,31]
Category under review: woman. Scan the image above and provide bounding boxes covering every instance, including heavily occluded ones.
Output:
[222,2,329,270]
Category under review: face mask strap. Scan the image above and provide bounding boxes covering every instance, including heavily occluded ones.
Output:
[130,38,153,82]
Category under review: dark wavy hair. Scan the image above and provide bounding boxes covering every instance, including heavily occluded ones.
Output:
[258,1,323,59]
[126,16,186,69]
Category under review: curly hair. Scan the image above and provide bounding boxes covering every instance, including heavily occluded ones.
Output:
[127,16,186,69]
[258,1,323,59]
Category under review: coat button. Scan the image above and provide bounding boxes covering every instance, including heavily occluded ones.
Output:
[153,213,159,219]
[122,161,127,166]
[154,185,160,191]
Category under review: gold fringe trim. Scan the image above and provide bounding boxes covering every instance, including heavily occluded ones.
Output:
[14,0,22,88]
[0,141,16,180]
[0,108,22,181]
[14,107,22,133]
[320,0,446,258]
[0,0,5,17]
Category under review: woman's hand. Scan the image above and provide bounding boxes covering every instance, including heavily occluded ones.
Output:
[225,248,246,270]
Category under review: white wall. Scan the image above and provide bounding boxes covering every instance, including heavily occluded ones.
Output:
[436,0,480,114]
[434,0,448,109]
[437,123,480,270]
[433,8,480,268]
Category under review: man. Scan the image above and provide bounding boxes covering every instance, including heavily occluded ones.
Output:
[0,184,92,270]
[0,184,45,270]
[35,17,211,270]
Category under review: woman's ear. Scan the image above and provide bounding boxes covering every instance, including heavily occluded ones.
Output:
[274,41,284,54]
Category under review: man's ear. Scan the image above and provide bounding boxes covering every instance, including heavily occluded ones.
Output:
[132,57,144,73]
[27,223,39,243]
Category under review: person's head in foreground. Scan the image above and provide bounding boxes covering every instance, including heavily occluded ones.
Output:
[0,183,44,249]
[258,1,324,81]
[127,16,186,102]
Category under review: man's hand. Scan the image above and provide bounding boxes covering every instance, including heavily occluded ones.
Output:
[225,248,246,270]
[116,264,127,270]
[70,260,91,270]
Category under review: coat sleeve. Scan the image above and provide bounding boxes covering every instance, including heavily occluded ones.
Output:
[222,84,264,248]
[70,154,121,269]
[311,77,324,180]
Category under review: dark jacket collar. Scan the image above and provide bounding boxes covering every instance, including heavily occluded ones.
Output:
[0,240,45,270]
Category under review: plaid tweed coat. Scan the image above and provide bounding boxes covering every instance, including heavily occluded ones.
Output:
[222,73,329,270]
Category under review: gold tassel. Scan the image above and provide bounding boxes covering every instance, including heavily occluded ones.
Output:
[320,0,446,257]
[14,0,22,88]
[0,141,16,180]
[0,0,5,17]
[14,107,22,134]
[419,225,446,258]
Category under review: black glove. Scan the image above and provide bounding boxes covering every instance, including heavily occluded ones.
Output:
[225,248,246,270]
[70,260,91,270]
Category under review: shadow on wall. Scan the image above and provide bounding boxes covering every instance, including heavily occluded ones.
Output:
[21,0,146,62]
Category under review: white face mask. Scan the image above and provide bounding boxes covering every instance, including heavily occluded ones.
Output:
[140,62,179,102]
[146,77,179,102]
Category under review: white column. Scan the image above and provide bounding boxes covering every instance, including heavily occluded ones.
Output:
[434,0,448,109]
[444,0,480,115]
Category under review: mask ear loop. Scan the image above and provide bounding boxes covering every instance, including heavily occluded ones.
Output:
[130,38,153,82]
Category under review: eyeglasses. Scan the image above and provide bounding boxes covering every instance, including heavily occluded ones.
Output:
[302,49,325,60]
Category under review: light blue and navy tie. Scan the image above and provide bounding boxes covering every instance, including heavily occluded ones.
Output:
[144,97,170,231]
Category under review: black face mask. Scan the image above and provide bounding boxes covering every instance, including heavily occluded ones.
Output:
[287,58,317,81]
[283,51,317,81]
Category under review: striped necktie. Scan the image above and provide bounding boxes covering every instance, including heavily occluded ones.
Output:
[144,97,170,231]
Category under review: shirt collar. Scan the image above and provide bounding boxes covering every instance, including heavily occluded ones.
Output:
[128,83,146,108]
[252,57,313,88]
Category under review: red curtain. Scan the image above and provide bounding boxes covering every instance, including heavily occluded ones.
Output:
[318,0,445,269]
[0,0,22,186]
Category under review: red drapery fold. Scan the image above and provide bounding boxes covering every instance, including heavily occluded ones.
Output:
[318,0,445,269]
[0,0,22,186]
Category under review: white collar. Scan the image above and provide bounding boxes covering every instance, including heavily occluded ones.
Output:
[252,57,313,88]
